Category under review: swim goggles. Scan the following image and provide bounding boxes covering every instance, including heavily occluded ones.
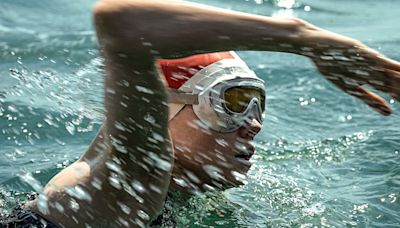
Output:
[168,58,265,132]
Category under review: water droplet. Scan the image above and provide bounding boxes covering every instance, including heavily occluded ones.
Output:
[134,218,145,228]
[69,198,80,212]
[277,0,295,9]
[114,121,127,131]
[218,36,231,40]
[151,132,164,142]
[131,180,145,193]
[216,138,228,147]
[91,178,102,190]
[135,86,154,95]
[183,170,201,184]
[172,177,188,187]
[388,193,397,203]
[37,195,49,215]
[141,42,152,47]
[110,135,128,154]
[106,88,116,95]
[117,202,131,215]
[54,202,64,213]
[106,161,122,174]
[231,171,247,184]
[144,113,155,124]
[203,165,224,181]
[203,184,216,191]
[19,172,43,192]
[137,210,149,221]
[65,122,75,135]
[300,100,309,106]
[65,186,92,202]
[109,176,122,190]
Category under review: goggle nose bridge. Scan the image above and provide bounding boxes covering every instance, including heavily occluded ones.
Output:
[232,97,264,123]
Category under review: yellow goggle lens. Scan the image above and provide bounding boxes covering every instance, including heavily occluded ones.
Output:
[224,87,265,113]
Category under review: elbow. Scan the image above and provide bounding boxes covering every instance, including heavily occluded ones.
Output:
[92,1,141,52]
[93,0,131,34]
[93,1,122,25]
[93,1,121,48]
[93,0,132,17]
[92,0,176,57]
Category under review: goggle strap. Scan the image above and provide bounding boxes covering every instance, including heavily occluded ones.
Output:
[168,89,199,105]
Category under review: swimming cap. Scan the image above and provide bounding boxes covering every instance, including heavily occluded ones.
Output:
[155,51,252,120]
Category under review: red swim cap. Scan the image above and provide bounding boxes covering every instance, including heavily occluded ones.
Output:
[156,52,235,89]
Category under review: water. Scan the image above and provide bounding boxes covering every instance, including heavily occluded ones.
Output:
[1,0,399,227]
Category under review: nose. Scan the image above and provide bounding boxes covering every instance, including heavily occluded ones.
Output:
[238,118,262,140]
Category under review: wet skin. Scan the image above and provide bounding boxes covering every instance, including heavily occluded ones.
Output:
[168,105,262,193]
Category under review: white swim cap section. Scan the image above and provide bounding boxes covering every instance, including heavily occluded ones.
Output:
[168,52,264,123]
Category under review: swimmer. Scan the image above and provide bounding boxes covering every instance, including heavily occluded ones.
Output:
[1,0,399,227]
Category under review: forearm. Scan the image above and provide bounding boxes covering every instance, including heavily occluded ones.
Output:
[94,1,175,223]
[93,0,323,59]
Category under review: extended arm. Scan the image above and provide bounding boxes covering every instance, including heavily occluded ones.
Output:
[94,0,400,115]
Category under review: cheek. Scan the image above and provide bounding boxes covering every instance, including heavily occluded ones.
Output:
[174,130,238,165]
[173,139,216,167]
[175,138,249,175]
[173,140,252,189]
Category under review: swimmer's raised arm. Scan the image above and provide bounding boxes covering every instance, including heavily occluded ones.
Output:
[94,0,400,115]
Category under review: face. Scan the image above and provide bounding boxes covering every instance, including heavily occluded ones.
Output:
[168,106,262,193]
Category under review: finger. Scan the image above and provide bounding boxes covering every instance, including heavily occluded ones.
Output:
[351,86,392,116]
[314,61,392,115]
[368,68,400,101]
[384,69,400,101]
[331,79,392,116]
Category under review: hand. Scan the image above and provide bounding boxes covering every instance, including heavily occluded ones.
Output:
[308,36,400,115]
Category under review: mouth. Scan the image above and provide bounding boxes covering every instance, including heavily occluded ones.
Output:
[235,153,252,160]
[234,141,255,161]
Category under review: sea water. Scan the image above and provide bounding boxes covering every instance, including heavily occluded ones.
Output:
[1,0,399,227]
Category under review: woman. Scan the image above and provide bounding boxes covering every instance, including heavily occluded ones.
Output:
[2,0,399,227]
